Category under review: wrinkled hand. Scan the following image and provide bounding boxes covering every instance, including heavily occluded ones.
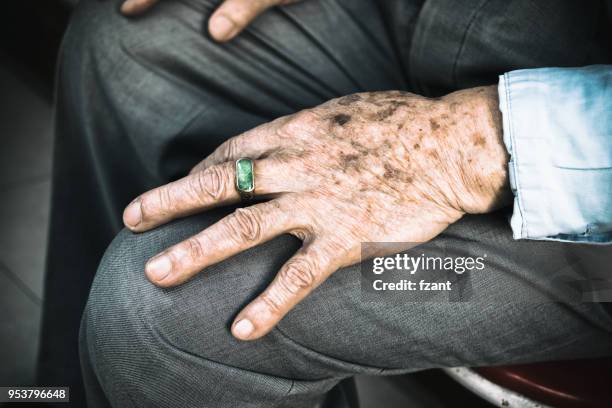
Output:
[123,86,511,340]
[121,0,302,42]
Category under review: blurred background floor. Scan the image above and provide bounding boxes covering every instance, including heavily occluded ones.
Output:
[0,55,53,387]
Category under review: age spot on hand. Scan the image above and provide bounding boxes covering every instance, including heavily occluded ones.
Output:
[383,163,400,179]
[473,133,487,147]
[332,114,351,126]
[339,152,360,171]
[350,140,369,155]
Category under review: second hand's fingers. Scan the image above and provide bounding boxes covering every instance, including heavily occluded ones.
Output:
[123,159,283,231]
[231,242,337,340]
[209,0,278,42]
[145,197,308,286]
[121,0,160,15]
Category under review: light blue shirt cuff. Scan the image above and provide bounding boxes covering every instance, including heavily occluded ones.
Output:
[498,65,612,244]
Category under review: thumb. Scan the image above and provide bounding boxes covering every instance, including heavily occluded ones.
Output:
[209,0,280,42]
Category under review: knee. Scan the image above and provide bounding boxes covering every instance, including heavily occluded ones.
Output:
[81,213,302,398]
[80,217,229,400]
[79,227,169,398]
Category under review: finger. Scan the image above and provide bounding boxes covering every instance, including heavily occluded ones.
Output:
[189,118,289,174]
[121,0,160,15]
[209,0,278,42]
[231,242,337,340]
[145,197,308,286]
[123,159,282,231]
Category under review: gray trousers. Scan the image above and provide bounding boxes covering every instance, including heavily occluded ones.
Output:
[45,0,612,406]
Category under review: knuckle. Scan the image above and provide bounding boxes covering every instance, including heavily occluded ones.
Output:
[187,174,205,202]
[281,110,319,137]
[159,187,173,210]
[259,292,284,315]
[199,166,226,200]
[278,258,317,294]
[223,138,240,161]
[226,207,263,242]
[295,109,319,123]
[185,237,205,262]
[141,187,171,217]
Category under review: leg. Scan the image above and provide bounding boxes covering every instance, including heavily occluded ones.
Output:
[39,0,407,402]
[81,210,612,407]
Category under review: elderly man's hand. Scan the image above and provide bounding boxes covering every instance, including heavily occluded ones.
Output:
[123,86,511,340]
[120,0,302,42]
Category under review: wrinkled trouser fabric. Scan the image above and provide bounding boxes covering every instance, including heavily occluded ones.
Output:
[38,0,612,406]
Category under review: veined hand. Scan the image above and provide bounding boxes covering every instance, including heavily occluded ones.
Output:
[123,86,511,341]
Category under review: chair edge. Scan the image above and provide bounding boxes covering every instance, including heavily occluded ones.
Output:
[443,367,553,408]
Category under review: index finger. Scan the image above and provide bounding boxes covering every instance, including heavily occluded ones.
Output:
[123,159,283,232]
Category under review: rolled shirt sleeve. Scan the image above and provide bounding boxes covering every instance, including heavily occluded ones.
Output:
[498,65,612,243]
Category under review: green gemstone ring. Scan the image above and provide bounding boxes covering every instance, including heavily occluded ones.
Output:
[235,158,255,200]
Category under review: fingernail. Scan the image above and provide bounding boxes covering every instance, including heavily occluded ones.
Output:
[146,255,172,282]
[233,319,254,339]
[120,0,135,13]
[210,15,237,41]
[124,198,142,228]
